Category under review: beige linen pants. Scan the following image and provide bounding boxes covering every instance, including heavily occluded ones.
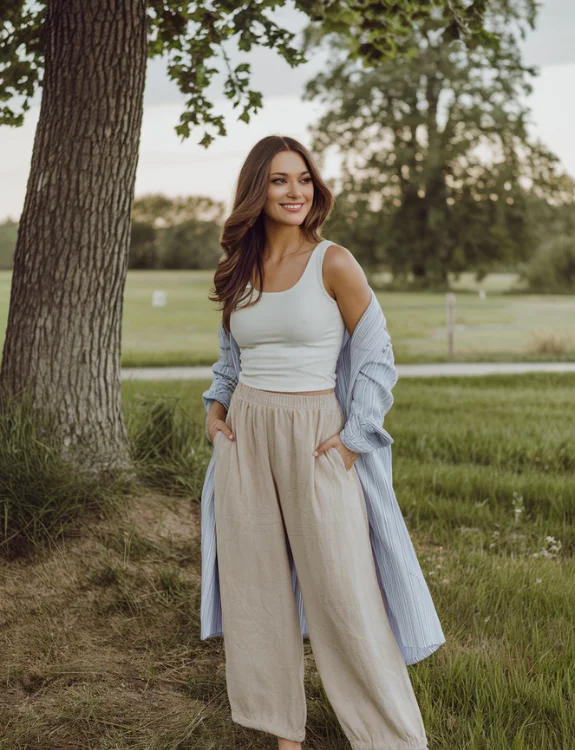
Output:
[213,382,428,750]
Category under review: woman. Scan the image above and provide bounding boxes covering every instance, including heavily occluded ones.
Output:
[201,135,445,750]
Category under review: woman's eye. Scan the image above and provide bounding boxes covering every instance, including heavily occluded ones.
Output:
[272,177,312,184]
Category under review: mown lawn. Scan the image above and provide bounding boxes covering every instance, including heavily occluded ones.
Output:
[0,373,572,748]
[0,269,574,365]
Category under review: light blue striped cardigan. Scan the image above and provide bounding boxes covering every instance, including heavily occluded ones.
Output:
[201,287,446,665]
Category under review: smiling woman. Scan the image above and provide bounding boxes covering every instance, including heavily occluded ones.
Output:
[202,135,437,750]
[212,139,334,334]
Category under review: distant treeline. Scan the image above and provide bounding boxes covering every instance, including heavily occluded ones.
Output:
[0,194,225,272]
[1,190,574,292]
[127,194,225,270]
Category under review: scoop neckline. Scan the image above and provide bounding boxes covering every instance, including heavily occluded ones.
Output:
[248,239,328,295]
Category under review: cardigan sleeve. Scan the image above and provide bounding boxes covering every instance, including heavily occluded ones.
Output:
[201,321,238,439]
[338,335,399,454]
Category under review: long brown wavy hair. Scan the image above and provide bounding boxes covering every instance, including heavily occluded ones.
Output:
[208,135,334,332]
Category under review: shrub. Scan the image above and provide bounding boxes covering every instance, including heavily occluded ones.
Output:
[519,234,575,293]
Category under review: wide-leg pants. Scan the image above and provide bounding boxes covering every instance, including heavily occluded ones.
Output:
[213,381,428,750]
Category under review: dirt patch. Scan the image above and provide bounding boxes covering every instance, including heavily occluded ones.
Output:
[0,492,224,749]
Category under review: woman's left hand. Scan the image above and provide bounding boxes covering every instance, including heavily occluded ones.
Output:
[313,433,360,472]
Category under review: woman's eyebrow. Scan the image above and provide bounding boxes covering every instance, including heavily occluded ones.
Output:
[270,171,311,176]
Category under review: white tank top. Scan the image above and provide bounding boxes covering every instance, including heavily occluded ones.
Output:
[230,239,346,391]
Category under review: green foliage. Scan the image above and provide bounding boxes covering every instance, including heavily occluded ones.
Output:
[128,193,224,269]
[0,1,46,127]
[3,1,501,147]
[131,193,225,226]
[160,219,222,270]
[129,220,158,269]
[306,0,575,285]
[519,234,575,293]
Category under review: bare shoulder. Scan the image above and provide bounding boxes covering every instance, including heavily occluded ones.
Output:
[323,243,370,303]
[323,242,353,268]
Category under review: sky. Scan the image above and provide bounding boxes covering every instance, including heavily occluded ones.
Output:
[0,0,574,223]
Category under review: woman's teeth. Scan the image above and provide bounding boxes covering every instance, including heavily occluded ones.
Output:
[281,204,304,212]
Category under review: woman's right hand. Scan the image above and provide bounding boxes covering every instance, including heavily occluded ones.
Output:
[208,418,235,445]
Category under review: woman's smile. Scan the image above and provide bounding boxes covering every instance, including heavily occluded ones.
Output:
[280,203,304,212]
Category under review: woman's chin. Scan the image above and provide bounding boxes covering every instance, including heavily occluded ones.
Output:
[278,213,306,226]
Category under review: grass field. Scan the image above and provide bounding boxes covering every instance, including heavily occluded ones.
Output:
[1,373,572,748]
[1,270,574,366]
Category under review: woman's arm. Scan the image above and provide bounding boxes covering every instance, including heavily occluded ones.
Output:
[324,244,398,454]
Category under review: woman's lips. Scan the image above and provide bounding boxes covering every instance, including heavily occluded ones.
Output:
[280,203,304,212]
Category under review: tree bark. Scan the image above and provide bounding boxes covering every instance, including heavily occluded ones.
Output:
[0,0,148,474]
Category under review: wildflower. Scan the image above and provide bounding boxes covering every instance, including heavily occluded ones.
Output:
[512,492,525,524]
[533,536,562,559]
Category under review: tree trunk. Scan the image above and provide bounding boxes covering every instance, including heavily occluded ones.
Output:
[0,1,148,475]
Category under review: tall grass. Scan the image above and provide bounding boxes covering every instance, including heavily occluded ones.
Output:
[386,374,574,748]
[0,393,133,559]
[128,390,212,498]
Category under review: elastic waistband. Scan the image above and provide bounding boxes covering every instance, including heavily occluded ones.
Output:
[233,381,341,411]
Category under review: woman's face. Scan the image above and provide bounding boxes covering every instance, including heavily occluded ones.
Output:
[262,150,314,228]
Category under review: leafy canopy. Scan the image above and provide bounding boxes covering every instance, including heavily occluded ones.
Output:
[2,0,499,147]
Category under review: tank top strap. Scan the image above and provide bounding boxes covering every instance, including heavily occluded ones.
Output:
[312,239,332,287]
[316,239,331,265]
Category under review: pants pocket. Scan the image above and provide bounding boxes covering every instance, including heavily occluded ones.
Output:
[329,445,353,475]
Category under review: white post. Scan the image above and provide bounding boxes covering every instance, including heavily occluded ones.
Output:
[446,293,456,359]
[152,290,167,307]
